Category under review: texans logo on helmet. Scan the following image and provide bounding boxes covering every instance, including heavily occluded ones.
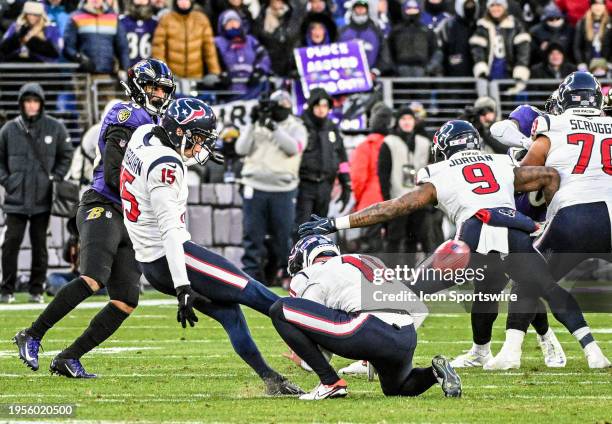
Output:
[179,106,208,125]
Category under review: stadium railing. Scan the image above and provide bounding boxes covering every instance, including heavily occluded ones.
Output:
[0,63,92,143]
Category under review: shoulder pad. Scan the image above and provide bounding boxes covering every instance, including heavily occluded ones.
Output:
[105,102,153,129]
[416,166,432,185]
[531,114,551,138]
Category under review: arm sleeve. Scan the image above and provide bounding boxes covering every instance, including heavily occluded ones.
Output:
[0,27,22,55]
[377,142,392,201]
[148,165,190,289]
[0,126,9,186]
[62,17,78,61]
[234,124,255,156]
[51,124,74,179]
[103,125,134,195]
[274,120,307,156]
[26,36,60,59]
[490,120,532,149]
[114,20,130,70]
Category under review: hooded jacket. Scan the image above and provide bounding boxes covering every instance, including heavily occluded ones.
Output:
[63,3,129,73]
[338,15,389,71]
[152,3,221,78]
[0,83,74,215]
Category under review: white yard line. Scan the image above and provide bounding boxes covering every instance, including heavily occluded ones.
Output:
[0,299,177,311]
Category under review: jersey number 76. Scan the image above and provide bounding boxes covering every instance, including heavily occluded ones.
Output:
[567,133,612,175]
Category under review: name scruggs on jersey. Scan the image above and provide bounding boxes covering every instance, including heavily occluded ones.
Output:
[570,119,612,134]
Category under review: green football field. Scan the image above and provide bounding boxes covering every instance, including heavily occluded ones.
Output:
[1,291,611,424]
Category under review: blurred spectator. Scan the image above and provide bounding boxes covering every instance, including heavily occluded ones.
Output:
[152,0,221,80]
[0,0,26,37]
[421,0,450,30]
[349,101,391,252]
[461,96,507,153]
[305,0,334,15]
[573,0,610,70]
[0,1,61,62]
[120,0,158,67]
[299,10,337,46]
[206,0,254,35]
[554,0,612,26]
[45,0,70,36]
[214,9,271,95]
[0,83,73,304]
[387,0,441,77]
[296,88,351,230]
[64,0,129,74]
[589,56,609,76]
[530,41,576,78]
[377,0,391,37]
[470,0,531,93]
[46,219,79,296]
[235,90,307,284]
[151,0,168,15]
[338,0,390,74]
[253,0,302,77]
[378,106,438,263]
[529,3,574,65]
[433,0,479,76]
[217,124,243,182]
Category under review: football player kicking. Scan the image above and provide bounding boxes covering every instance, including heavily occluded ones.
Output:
[299,119,609,370]
[490,71,612,368]
[270,235,460,400]
[14,59,176,377]
[119,97,303,395]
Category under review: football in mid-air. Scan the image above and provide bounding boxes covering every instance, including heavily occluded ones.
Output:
[432,240,471,271]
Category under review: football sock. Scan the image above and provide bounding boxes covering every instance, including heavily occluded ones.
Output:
[399,367,438,397]
[27,277,94,340]
[270,302,340,385]
[59,302,129,359]
[471,342,491,355]
[573,326,595,349]
[500,329,525,352]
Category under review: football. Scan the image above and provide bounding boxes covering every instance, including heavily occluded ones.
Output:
[432,239,471,271]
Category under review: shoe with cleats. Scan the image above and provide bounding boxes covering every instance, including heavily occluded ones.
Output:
[299,379,348,400]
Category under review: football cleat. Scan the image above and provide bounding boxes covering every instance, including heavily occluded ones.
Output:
[450,349,492,368]
[13,330,41,371]
[584,343,612,369]
[483,349,521,370]
[432,355,462,398]
[339,360,369,375]
[537,330,566,368]
[299,379,348,401]
[50,357,96,378]
[28,294,44,304]
[264,375,305,396]
[0,294,15,303]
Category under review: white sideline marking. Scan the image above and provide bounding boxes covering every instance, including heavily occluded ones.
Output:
[0,299,176,311]
[0,347,159,358]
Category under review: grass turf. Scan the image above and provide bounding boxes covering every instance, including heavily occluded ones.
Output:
[1,291,611,423]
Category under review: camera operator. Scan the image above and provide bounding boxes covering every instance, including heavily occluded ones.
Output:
[235,90,307,284]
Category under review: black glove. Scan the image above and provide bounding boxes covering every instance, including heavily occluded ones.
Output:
[18,24,30,38]
[336,175,352,211]
[77,53,95,73]
[298,214,338,238]
[218,72,232,88]
[263,117,277,131]
[176,285,211,328]
[248,68,265,86]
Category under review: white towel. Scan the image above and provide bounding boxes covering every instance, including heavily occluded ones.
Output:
[476,223,509,255]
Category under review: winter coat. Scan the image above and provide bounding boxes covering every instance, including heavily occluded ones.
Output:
[0,83,73,215]
[253,1,302,77]
[152,9,221,78]
[434,0,478,77]
[530,61,576,78]
[214,32,271,92]
[573,13,611,66]
[0,21,61,62]
[470,15,531,81]
[387,19,438,73]
[300,111,347,183]
[350,133,385,211]
[338,18,389,72]
[63,5,129,73]
[46,3,70,36]
[529,21,574,64]
[555,0,612,26]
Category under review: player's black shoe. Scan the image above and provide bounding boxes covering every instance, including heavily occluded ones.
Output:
[264,374,305,396]
[432,355,462,398]
[14,330,42,371]
[50,357,96,378]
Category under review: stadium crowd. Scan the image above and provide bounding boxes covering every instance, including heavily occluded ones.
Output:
[1,0,612,298]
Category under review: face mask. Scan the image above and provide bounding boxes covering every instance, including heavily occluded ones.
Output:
[403,13,420,23]
[425,1,444,14]
[224,27,243,39]
[464,4,476,20]
[272,106,291,122]
[351,13,368,24]
[546,18,564,28]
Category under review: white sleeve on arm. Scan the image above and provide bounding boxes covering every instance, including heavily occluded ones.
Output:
[490,120,531,149]
[148,165,190,290]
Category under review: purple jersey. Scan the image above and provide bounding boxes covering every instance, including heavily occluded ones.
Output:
[515,192,547,222]
[119,15,157,66]
[92,102,155,204]
[509,104,541,137]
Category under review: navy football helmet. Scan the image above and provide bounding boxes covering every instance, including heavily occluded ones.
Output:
[160,98,221,165]
[288,235,341,276]
[544,89,560,115]
[557,71,603,116]
[432,120,481,161]
[122,59,175,116]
